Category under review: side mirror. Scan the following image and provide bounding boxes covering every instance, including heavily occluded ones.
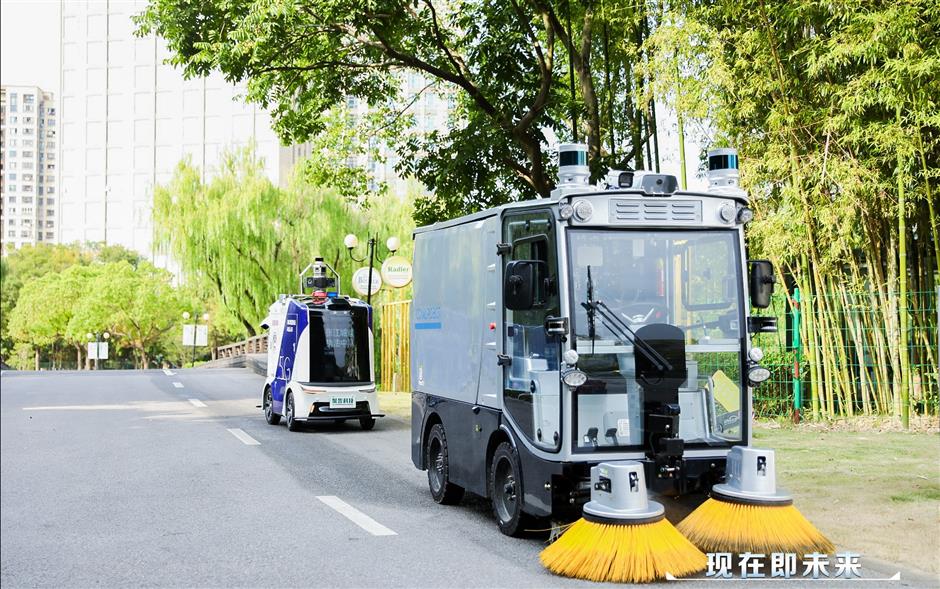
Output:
[504,260,543,311]
[748,260,776,309]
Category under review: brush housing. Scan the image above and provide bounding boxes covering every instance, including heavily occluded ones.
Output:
[582,461,665,523]
[711,446,792,505]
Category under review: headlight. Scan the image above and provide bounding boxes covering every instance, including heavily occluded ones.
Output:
[562,369,588,388]
[559,204,575,220]
[748,365,771,384]
[573,200,593,222]
[748,347,764,362]
[718,202,736,223]
[563,349,579,365]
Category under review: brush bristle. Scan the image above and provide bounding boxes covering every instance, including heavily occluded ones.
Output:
[540,517,706,583]
[677,498,835,555]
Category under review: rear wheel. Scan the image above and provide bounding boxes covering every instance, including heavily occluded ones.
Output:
[425,423,464,504]
[489,442,538,537]
[359,416,376,430]
[263,388,280,425]
[285,392,302,432]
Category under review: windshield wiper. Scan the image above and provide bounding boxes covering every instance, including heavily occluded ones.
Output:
[580,265,672,372]
[593,301,672,372]
[582,265,597,354]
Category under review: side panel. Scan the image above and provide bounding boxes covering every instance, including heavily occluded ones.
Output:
[411,219,488,405]
[271,300,308,413]
[412,392,500,498]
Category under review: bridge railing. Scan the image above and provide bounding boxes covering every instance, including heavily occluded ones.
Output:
[215,334,268,359]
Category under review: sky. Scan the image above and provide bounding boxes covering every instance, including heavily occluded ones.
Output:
[0,0,707,189]
[1,0,60,92]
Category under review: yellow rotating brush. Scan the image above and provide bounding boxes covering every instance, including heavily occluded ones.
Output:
[678,446,834,555]
[541,461,705,583]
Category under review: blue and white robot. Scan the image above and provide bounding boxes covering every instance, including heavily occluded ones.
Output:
[260,258,382,432]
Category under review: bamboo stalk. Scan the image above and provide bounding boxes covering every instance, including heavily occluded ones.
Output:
[897,105,911,428]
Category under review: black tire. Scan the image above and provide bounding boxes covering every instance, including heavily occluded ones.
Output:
[263,387,280,425]
[489,441,536,537]
[425,423,464,504]
[359,416,376,431]
[285,392,302,432]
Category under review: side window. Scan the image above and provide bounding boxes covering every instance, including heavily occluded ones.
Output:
[503,211,561,450]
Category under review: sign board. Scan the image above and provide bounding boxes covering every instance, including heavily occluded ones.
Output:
[352,266,382,296]
[87,342,109,360]
[182,324,209,347]
[381,255,413,288]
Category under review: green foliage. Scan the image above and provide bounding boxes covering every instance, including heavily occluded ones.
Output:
[647,1,939,420]
[152,146,417,335]
[70,261,184,368]
[300,106,410,201]
[1,244,88,360]
[1,244,200,369]
[136,0,664,223]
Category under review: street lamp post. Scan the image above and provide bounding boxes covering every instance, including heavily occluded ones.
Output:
[344,234,400,306]
[85,331,110,370]
[183,311,210,368]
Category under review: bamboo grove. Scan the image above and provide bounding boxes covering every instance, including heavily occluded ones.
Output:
[649,1,939,423]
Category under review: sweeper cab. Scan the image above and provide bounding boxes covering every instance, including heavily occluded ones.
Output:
[410,145,778,535]
[261,258,382,432]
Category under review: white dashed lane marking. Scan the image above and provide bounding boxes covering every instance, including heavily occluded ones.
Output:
[163,368,175,376]
[188,398,207,408]
[316,495,397,536]
[227,428,260,446]
[172,382,184,388]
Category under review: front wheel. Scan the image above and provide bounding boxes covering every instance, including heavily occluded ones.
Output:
[285,392,302,432]
[425,423,464,504]
[359,416,376,430]
[263,388,280,425]
[489,442,538,537]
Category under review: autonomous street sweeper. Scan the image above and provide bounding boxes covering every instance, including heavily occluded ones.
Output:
[261,258,382,432]
[410,145,830,582]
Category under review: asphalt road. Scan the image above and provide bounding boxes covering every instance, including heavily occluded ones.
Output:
[1,368,934,588]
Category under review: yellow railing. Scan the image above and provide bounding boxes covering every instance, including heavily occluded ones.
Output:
[380,300,411,392]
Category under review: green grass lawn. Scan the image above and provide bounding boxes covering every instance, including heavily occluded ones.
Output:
[754,424,940,576]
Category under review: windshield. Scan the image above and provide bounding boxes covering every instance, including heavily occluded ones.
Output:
[307,307,371,384]
[568,229,744,452]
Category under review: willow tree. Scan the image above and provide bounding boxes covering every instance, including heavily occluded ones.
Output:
[152,147,376,335]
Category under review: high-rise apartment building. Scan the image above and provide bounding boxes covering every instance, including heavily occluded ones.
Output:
[58,0,297,255]
[345,74,454,197]
[0,86,58,251]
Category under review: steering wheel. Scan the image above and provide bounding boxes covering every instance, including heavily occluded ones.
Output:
[619,302,669,325]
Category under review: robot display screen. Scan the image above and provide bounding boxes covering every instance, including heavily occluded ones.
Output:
[308,307,371,384]
[567,229,744,451]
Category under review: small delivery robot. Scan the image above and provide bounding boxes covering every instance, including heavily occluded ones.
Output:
[260,258,382,432]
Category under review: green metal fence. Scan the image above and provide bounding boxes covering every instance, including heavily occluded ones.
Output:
[750,288,939,419]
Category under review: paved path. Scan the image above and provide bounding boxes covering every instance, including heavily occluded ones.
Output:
[1,369,933,588]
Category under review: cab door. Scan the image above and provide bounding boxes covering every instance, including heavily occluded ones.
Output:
[501,210,562,451]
